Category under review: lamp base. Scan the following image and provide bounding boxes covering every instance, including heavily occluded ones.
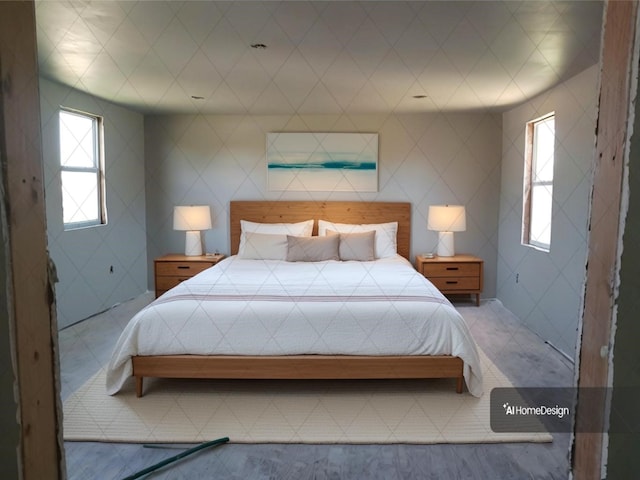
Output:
[436,231,456,257]
[184,230,203,256]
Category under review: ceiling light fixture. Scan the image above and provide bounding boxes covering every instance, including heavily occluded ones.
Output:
[250,43,267,49]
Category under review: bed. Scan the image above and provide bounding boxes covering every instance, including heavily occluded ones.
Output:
[106,201,483,397]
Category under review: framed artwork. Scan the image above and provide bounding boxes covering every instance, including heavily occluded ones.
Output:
[267,132,378,192]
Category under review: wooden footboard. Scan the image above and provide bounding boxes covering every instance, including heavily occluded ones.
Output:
[132,355,465,397]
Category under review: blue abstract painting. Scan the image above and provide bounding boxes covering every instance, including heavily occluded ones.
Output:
[267,133,378,192]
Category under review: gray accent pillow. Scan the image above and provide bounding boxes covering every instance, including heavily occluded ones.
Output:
[328,229,376,261]
[286,235,339,262]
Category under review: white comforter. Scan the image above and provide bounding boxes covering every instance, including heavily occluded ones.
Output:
[106,255,483,396]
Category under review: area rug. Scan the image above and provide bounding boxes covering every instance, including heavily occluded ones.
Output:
[63,350,551,444]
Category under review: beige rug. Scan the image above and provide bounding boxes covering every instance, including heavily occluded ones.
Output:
[63,350,552,444]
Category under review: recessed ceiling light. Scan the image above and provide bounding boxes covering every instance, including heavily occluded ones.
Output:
[250,43,267,49]
[412,95,428,99]
[191,95,205,100]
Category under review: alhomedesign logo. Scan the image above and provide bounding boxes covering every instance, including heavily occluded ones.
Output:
[502,402,570,419]
[491,388,575,432]
[493,387,639,433]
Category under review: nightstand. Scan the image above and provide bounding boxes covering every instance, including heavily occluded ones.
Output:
[415,254,483,306]
[154,253,225,298]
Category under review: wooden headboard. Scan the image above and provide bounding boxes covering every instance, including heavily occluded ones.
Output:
[230,201,411,260]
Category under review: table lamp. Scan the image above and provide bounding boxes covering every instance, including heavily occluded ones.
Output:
[173,205,212,256]
[427,205,466,257]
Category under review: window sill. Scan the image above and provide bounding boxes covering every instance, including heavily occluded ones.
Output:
[522,242,550,253]
[63,221,107,232]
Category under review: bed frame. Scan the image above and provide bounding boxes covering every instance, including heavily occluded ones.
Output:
[132,201,464,397]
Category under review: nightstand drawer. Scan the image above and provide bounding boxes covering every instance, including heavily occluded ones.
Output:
[421,263,480,278]
[155,262,214,277]
[156,276,192,291]
[430,276,480,291]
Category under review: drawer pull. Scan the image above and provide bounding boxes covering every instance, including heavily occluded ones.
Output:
[446,267,459,271]
[446,281,458,285]
[177,266,191,270]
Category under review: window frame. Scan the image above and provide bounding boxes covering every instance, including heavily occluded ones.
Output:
[522,112,555,252]
[59,107,107,230]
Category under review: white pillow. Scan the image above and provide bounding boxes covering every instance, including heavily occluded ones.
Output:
[238,232,288,260]
[318,220,397,259]
[239,219,313,255]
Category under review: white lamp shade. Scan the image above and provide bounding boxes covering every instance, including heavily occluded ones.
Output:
[173,205,212,231]
[428,205,466,257]
[427,205,466,232]
[173,205,212,256]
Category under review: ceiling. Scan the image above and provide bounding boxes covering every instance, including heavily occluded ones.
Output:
[35,1,604,115]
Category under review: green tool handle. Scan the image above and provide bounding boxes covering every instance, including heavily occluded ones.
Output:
[122,436,230,480]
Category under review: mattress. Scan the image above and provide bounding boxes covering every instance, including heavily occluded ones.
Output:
[106,255,483,396]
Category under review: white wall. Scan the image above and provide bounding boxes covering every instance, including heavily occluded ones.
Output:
[40,79,148,329]
[497,65,598,356]
[144,112,502,297]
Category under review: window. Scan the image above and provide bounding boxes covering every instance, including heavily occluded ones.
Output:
[59,108,106,229]
[522,113,555,251]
